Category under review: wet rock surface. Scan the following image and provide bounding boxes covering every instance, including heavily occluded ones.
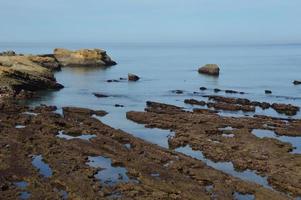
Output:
[0,101,289,200]
[203,95,300,116]
[127,101,301,197]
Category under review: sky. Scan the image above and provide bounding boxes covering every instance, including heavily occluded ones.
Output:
[1,0,301,44]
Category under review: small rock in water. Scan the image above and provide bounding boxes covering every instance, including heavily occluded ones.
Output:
[265,90,272,94]
[93,93,109,98]
[199,87,207,91]
[225,90,238,94]
[128,73,140,81]
[171,90,184,94]
[115,104,124,107]
[293,80,301,85]
[107,79,120,83]
[214,88,221,93]
[198,64,220,76]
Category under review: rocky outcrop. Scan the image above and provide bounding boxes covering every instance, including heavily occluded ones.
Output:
[198,64,220,76]
[53,48,116,67]
[28,55,61,71]
[0,56,63,92]
[128,73,140,81]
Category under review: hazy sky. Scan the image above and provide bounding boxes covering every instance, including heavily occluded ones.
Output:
[1,0,301,44]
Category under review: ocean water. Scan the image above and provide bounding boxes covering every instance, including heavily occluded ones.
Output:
[2,42,300,113]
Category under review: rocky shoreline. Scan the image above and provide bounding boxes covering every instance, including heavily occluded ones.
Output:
[0,49,300,199]
[0,48,116,102]
[0,101,290,200]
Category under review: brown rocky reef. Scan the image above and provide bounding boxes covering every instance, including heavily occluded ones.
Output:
[0,101,289,200]
[202,95,300,116]
[127,101,301,197]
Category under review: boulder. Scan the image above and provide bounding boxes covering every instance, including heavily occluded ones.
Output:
[198,64,220,76]
[0,56,63,92]
[128,73,140,81]
[293,80,301,85]
[53,48,117,67]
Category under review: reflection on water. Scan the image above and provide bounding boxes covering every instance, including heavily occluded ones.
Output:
[234,192,255,200]
[175,145,272,190]
[86,156,134,186]
[32,155,53,178]
[57,130,96,141]
[14,181,30,200]
[252,129,301,154]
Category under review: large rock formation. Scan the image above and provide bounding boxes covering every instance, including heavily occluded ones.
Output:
[198,64,220,76]
[28,55,61,71]
[53,48,117,67]
[0,56,63,92]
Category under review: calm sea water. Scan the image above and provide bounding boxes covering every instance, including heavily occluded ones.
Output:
[1,42,301,115]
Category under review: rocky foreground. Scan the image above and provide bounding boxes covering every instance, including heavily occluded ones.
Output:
[0,101,290,200]
[127,101,301,198]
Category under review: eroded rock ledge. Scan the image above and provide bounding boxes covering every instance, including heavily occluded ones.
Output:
[0,101,288,200]
[127,101,301,197]
[0,48,116,101]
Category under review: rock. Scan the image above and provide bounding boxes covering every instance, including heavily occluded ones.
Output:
[115,104,124,107]
[63,107,107,118]
[171,90,184,94]
[225,90,239,94]
[271,103,300,116]
[214,88,221,93]
[265,90,272,94]
[199,87,207,91]
[53,48,117,67]
[207,102,255,112]
[293,80,301,85]
[184,99,206,106]
[128,73,140,81]
[93,93,109,98]
[28,55,61,71]
[0,56,63,92]
[106,79,120,83]
[198,64,220,76]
